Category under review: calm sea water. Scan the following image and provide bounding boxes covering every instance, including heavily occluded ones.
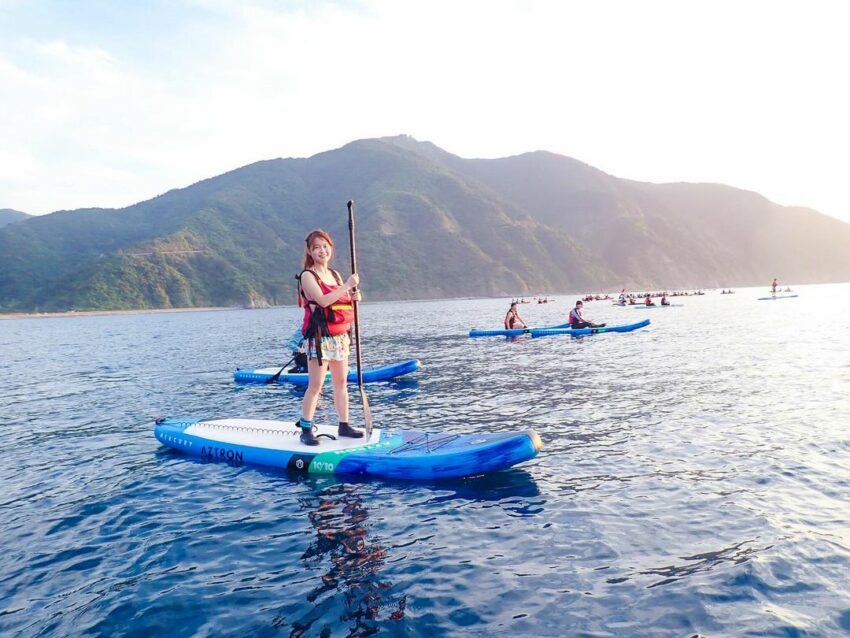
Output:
[2,284,850,637]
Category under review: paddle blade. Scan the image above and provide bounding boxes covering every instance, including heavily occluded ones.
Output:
[266,365,287,384]
[360,384,373,437]
[265,354,296,384]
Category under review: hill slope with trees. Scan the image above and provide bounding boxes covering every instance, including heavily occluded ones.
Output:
[1,136,848,312]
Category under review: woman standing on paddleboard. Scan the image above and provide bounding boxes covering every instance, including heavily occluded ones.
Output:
[296,229,364,446]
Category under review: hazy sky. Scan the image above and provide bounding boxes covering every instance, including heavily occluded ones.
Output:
[2,0,849,222]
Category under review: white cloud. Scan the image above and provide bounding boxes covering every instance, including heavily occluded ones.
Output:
[0,146,43,181]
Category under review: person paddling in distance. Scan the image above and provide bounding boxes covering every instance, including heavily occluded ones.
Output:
[644,294,655,307]
[296,229,363,446]
[504,302,528,330]
[771,278,778,295]
[568,300,603,329]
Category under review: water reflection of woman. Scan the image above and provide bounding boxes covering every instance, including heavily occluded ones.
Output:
[294,484,406,635]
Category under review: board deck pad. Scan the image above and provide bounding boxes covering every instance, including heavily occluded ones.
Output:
[187,419,381,453]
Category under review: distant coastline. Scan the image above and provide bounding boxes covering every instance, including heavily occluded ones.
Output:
[0,306,246,320]
[4,283,848,320]
[0,296,531,319]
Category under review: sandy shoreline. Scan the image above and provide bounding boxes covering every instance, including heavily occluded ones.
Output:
[0,306,264,320]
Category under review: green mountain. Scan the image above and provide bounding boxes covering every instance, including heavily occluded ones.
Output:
[1,136,849,312]
[380,136,850,287]
[0,209,31,227]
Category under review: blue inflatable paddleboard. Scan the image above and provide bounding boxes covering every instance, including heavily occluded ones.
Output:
[154,417,542,480]
[234,359,421,385]
[468,321,570,338]
[530,318,650,337]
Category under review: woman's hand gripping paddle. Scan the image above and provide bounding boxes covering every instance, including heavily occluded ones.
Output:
[347,200,373,438]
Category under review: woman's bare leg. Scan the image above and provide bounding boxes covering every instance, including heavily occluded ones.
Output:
[301,357,329,422]
[329,357,350,423]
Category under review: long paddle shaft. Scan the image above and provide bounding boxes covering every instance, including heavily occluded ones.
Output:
[347,200,372,437]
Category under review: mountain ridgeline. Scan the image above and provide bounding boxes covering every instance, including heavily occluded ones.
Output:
[1,136,849,312]
[0,209,32,227]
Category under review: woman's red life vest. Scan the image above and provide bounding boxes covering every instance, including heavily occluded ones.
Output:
[569,308,582,324]
[298,269,354,336]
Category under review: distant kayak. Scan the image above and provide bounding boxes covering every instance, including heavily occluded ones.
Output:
[154,417,542,480]
[633,304,684,308]
[234,359,421,385]
[530,318,650,337]
[469,321,570,338]
[757,295,799,301]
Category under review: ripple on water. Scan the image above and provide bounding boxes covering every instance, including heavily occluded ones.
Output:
[2,287,850,636]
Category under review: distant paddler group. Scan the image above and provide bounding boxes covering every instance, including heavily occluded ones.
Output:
[486,277,802,336]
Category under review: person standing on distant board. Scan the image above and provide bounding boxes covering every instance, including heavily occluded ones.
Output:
[569,300,603,329]
[295,229,363,446]
[771,278,778,294]
[504,302,528,330]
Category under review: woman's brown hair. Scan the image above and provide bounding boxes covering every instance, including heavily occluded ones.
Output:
[302,229,334,271]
